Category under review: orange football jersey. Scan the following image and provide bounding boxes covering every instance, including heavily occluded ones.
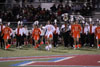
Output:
[95,26,100,39]
[71,24,81,38]
[32,28,41,40]
[2,27,12,39]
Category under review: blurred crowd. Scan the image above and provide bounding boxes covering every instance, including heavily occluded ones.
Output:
[0,2,93,22]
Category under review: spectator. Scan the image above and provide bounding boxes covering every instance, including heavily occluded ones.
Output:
[0,2,94,22]
[50,4,57,12]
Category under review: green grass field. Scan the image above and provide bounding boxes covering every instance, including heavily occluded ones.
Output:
[0,44,100,57]
[0,44,100,67]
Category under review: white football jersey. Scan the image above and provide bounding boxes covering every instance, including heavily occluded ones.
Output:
[45,24,55,38]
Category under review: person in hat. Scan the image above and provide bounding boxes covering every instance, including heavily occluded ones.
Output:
[80,21,85,47]
[23,25,29,45]
[84,22,90,46]
[21,25,27,46]
[15,24,22,48]
[61,23,72,48]
[63,13,69,23]
[53,24,60,47]
[88,18,97,47]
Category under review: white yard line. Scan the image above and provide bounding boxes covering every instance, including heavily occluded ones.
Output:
[18,56,75,66]
[54,56,74,62]
[19,61,35,66]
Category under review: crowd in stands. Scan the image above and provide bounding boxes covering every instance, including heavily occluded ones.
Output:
[0,2,93,22]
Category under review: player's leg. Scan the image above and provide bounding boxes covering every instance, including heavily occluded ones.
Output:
[34,36,40,48]
[4,39,8,50]
[53,34,56,47]
[90,34,94,47]
[69,35,74,48]
[48,38,52,49]
[77,34,81,48]
[47,34,53,50]
[34,36,37,46]
[77,38,81,48]
[76,34,81,48]
[34,40,37,48]
[40,36,44,45]
[45,38,50,51]
[34,40,39,48]
[98,39,100,49]
[73,33,77,49]
[45,35,48,44]
[0,37,2,48]
[96,36,100,49]
[74,38,77,49]
[0,33,1,48]
[16,35,19,48]
[97,38,99,49]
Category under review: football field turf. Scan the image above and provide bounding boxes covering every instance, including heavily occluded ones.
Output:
[0,44,100,67]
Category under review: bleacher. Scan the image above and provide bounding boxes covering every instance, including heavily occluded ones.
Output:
[0,0,99,29]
